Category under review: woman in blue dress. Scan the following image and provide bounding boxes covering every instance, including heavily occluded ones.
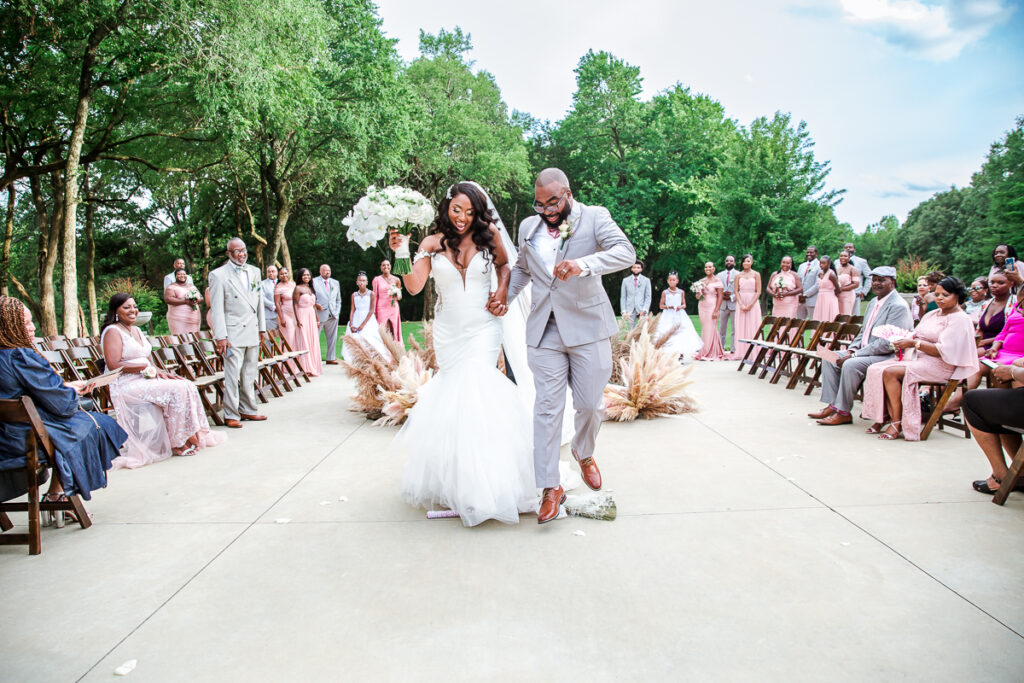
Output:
[0,297,126,505]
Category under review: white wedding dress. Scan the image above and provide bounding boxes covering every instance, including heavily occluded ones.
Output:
[398,251,537,526]
[655,290,703,360]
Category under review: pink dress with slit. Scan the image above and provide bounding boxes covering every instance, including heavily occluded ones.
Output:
[294,287,323,376]
[373,275,403,343]
[860,309,979,441]
[696,278,726,360]
[732,275,761,359]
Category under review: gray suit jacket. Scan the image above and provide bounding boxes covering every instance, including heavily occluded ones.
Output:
[850,292,913,357]
[717,268,738,311]
[798,260,821,307]
[209,261,266,347]
[313,276,342,323]
[620,274,652,316]
[850,255,872,298]
[261,278,278,327]
[509,201,636,348]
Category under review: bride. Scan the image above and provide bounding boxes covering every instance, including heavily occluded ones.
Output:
[389,182,537,526]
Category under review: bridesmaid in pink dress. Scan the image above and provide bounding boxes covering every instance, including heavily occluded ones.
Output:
[696,262,727,360]
[372,260,403,343]
[813,255,841,322]
[732,254,762,359]
[274,268,298,347]
[767,256,801,318]
[861,278,979,441]
[164,269,201,334]
[100,294,225,468]
[293,268,323,377]
[836,250,861,316]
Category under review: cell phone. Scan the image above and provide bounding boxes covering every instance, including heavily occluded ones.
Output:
[1006,257,1016,270]
[980,358,999,369]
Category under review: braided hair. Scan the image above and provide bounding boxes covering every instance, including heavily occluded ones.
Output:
[0,296,36,352]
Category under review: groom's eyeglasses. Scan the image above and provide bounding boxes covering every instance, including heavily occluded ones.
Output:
[532,189,568,213]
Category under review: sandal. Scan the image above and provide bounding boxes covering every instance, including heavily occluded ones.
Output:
[973,477,1001,495]
[878,421,903,440]
[865,422,888,434]
[174,444,198,457]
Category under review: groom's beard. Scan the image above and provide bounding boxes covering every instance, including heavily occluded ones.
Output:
[541,201,572,228]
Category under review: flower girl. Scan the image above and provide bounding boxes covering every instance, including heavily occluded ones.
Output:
[342,271,392,363]
[655,271,703,360]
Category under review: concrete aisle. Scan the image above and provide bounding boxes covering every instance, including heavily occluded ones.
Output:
[2,361,1023,682]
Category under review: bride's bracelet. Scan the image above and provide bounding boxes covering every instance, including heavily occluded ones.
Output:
[413,251,432,265]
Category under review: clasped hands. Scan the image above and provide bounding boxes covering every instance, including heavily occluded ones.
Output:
[487,289,509,317]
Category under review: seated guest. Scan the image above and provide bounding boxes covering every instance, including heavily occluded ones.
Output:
[913,271,944,322]
[966,283,1023,392]
[977,272,1012,351]
[966,359,1024,494]
[989,243,1024,294]
[862,276,978,441]
[0,296,127,504]
[963,277,988,321]
[912,276,930,323]
[101,293,225,469]
[163,268,202,335]
[163,258,194,290]
[810,267,913,426]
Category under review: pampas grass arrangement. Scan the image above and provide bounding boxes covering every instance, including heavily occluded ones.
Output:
[611,313,677,385]
[341,324,438,423]
[604,325,698,421]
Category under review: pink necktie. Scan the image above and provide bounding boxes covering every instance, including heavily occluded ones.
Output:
[634,277,638,288]
[865,296,883,333]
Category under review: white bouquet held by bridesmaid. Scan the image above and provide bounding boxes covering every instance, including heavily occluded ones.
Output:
[343,185,435,274]
[690,280,706,299]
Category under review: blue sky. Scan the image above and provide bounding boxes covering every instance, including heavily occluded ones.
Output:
[374,0,1024,232]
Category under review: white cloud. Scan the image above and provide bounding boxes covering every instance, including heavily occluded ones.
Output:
[839,0,1015,60]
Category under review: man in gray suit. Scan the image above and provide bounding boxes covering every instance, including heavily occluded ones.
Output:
[809,266,912,426]
[507,168,636,524]
[797,245,821,318]
[209,238,267,428]
[844,242,872,311]
[313,264,342,364]
[261,264,278,331]
[620,261,651,329]
[717,255,737,350]
[163,258,194,290]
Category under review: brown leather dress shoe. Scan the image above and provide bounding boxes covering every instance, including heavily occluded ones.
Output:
[817,412,852,426]
[224,419,243,428]
[808,406,835,420]
[577,456,602,491]
[240,414,267,421]
[325,360,339,365]
[537,486,565,524]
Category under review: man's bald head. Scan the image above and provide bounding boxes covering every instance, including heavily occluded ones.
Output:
[535,168,570,190]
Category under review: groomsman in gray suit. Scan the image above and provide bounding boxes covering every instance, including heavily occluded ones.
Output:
[313,264,342,364]
[620,261,651,329]
[717,255,737,350]
[845,242,872,311]
[261,264,278,331]
[209,238,267,428]
[797,245,821,318]
[809,266,913,426]
[507,168,636,524]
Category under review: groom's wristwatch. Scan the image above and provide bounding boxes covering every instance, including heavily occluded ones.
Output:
[576,260,591,277]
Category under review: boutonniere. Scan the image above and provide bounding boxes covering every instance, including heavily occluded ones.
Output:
[558,215,577,248]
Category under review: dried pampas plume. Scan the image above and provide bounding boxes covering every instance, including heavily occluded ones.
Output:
[611,313,675,384]
[604,325,698,421]
[341,324,438,423]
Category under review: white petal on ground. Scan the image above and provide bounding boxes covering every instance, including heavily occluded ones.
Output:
[114,660,137,676]
[274,518,291,524]
[573,530,586,537]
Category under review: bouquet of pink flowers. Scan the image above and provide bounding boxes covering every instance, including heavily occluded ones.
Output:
[871,324,914,360]
[690,280,706,299]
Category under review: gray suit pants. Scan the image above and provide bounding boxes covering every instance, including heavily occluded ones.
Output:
[718,306,735,348]
[820,354,890,413]
[322,315,339,361]
[223,344,259,420]
[527,317,613,488]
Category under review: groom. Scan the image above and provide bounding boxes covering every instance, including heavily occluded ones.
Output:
[504,168,636,524]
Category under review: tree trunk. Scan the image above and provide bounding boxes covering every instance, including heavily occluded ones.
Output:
[201,219,211,283]
[31,172,64,336]
[1,184,14,296]
[265,199,291,271]
[83,170,98,334]
[279,232,292,274]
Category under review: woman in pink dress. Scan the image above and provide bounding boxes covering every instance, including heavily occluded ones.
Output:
[836,250,861,316]
[373,259,403,343]
[731,254,762,360]
[274,268,298,349]
[767,255,801,318]
[164,269,201,334]
[861,277,979,441]
[293,268,323,376]
[204,287,214,331]
[695,261,726,360]
[813,255,841,322]
[100,293,225,468]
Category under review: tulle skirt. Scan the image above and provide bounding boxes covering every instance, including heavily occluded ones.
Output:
[655,309,702,359]
[398,305,535,526]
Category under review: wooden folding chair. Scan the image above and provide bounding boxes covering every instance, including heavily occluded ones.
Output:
[735,315,778,371]
[774,321,831,389]
[744,317,787,375]
[850,315,864,324]
[258,338,296,394]
[0,397,91,555]
[833,314,852,324]
[766,320,820,385]
[269,330,311,384]
[801,322,862,396]
[756,318,809,379]
[920,379,970,440]
[169,343,227,426]
[993,427,1024,505]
